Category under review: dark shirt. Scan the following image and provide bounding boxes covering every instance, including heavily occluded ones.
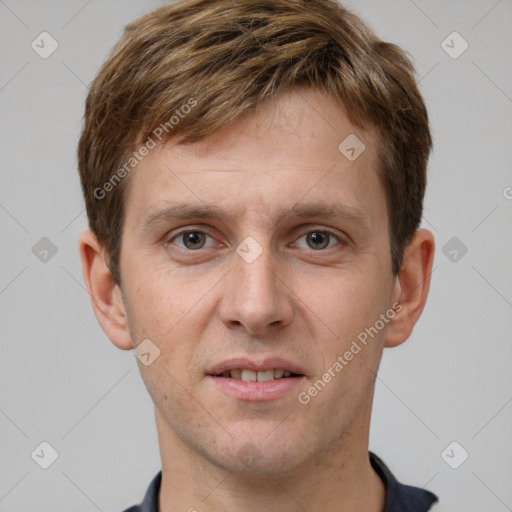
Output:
[122,451,438,512]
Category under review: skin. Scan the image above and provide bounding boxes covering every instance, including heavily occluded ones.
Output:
[79,87,435,512]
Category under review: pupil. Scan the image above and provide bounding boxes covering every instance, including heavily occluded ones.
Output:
[184,231,205,249]
[308,231,329,250]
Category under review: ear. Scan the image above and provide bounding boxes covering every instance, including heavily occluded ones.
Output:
[384,229,435,348]
[78,229,133,350]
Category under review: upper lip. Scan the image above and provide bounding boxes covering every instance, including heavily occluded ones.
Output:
[207,357,306,376]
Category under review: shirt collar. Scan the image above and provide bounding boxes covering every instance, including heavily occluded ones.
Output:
[369,451,439,511]
[131,452,438,512]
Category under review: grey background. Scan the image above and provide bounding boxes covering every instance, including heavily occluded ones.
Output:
[1,0,511,510]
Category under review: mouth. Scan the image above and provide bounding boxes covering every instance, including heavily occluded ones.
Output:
[206,357,306,380]
[213,368,302,381]
[206,358,306,401]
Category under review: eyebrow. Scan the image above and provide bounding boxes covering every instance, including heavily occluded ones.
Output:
[139,201,372,233]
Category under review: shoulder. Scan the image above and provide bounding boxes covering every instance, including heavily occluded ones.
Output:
[369,452,439,512]
[120,471,162,512]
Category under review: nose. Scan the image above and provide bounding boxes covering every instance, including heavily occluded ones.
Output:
[219,241,293,336]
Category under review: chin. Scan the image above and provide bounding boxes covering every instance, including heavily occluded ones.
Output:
[206,431,312,478]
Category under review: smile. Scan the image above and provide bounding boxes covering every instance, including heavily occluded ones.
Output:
[216,369,299,381]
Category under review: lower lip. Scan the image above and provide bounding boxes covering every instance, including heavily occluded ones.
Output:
[207,375,304,401]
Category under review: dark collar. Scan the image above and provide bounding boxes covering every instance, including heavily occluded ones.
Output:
[369,451,438,511]
[125,452,438,512]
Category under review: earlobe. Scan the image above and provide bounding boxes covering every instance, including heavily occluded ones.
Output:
[384,229,435,348]
[78,229,133,351]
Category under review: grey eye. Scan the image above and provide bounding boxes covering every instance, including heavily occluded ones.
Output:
[305,231,331,250]
[181,231,207,249]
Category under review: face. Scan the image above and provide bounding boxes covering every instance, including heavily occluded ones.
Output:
[118,88,400,477]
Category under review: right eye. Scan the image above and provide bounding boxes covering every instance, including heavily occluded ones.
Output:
[167,230,216,250]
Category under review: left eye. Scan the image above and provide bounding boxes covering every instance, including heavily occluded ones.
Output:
[171,231,215,250]
[295,231,340,250]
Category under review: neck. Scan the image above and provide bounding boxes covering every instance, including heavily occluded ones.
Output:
[155,406,385,512]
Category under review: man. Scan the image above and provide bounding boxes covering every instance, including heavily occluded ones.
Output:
[77,0,438,510]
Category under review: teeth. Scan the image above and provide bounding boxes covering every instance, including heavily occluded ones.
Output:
[240,369,257,382]
[257,370,274,382]
[225,369,294,381]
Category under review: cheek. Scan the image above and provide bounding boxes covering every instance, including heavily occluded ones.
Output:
[124,265,193,338]
[124,269,214,382]
[303,270,391,343]
[298,266,392,393]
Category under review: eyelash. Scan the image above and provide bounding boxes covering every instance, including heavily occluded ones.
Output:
[164,228,345,252]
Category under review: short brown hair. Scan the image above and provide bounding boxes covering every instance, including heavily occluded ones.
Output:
[78,0,432,286]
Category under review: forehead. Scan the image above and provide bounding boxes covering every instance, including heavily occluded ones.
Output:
[123,88,385,227]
